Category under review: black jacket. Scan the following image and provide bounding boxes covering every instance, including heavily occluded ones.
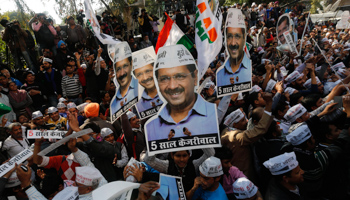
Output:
[265,178,303,200]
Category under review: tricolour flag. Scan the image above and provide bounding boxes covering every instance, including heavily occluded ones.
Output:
[155,13,193,53]
[195,0,222,79]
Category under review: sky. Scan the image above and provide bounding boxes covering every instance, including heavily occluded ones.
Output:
[1,0,63,24]
[1,0,102,25]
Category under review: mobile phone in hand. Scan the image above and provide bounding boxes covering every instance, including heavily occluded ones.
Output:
[334,96,343,109]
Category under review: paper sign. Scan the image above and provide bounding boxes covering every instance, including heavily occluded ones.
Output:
[27,130,67,139]
[157,174,186,200]
[332,62,346,71]
[37,129,92,156]
[283,31,298,54]
[216,8,252,97]
[0,149,33,177]
[145,45,221,156]
[52,186,79,200]
[92,181,140,200]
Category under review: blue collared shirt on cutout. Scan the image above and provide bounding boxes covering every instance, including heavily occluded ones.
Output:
[217,53,252,87]
[110,77,138,115]
[136,90,163,113]
[146,94,218,141]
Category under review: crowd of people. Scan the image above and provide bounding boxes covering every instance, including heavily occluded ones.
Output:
[0,1,349,200]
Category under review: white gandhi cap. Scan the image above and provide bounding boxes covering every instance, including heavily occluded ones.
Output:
[75,166,103,186]
[57,102,66,108]
[132,47,156,71]
[67,102,77,109]
[101,127,114,139]
[155,44,196,70]
[263,152,299,175]
[286,124,312,146]
[126,111,136,120]
[199,156,223,177]
[114,42,132,63]
[284,103,307,123]
[226,8,246,29]
[224,109,245,127]
[32,111,43,120]
[48,107,58,114]
[232,177,258,199]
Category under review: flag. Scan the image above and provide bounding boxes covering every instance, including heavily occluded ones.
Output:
[195,0,222,79]
[84,0,120,44]
[155,13,193,53]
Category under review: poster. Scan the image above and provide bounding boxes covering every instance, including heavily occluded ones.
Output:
[145,44,220,156]
[0,149,33,177]
[216,8,252,97]
[283,31,298,54]
[133,47,163,120]
[109,42,139,122]
[276,13,291,45]
[27,130,67,139]
[336,11,350,29]
[157,174,186,200]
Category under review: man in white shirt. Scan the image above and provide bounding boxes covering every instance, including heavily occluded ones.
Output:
[2,122,29,158]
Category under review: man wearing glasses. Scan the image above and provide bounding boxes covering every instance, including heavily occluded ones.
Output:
[216,9,252,96]
[110,42,138,121]
[133,47,163,119]
[145,44,219,142]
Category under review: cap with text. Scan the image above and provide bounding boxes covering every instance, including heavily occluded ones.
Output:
[224,109,246,127]
[132,47,156,71]
[232,177,258,199]
[155,45,196,70]
[75,166,103,186]
[48,107,58,114]
[199,156,223,177]
[284,103,307,123]
[263,152,299,175]
[286,124,312,146]
[114,42,132,63]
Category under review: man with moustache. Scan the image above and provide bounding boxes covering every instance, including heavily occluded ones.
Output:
[110,42,139,119]
[216,9,252,92]
[145,44,219,143]
[277,15,290,45]
[133,47,163,118]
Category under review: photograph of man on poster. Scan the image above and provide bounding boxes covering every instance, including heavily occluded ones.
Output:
[277,14,291,45]
[216,8,252,97]
[110,42,138,121]
[145,44,220,155]
[133,47,163,119]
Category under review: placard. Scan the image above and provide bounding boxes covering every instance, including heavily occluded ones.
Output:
[145,44,220,156]
[216,8,252,97]
[283,31,298,54]
[157,174,186,200]
[27,130,67,139]
[0,149,33,177]
[133,47,163,120]
[109,42,139,122]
